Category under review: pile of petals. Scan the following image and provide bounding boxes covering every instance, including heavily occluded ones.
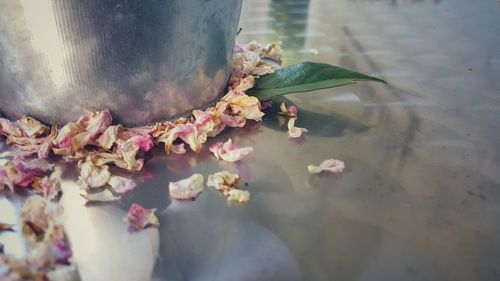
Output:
[207,170,250,203]
[0,196,77,280]
[0,42,282,193]
[0,152,61,199]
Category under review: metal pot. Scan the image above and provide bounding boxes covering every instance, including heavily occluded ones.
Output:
[0,0,242,125]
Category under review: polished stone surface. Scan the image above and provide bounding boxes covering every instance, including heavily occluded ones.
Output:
[1,0,500,280]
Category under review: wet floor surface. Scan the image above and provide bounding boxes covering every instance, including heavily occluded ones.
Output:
[1,0,500,280]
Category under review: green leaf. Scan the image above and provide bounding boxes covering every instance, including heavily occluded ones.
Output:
[247,62,387,100]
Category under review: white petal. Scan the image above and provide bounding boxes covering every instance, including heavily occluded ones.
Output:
[307,159,345,174]
[169,174,204,200]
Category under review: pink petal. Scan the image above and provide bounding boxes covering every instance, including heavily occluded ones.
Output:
[307,159,345,174]
[125,203,159,230]
[220,114,246,128]
[209,139,253,162]
[108,176,136,194]
[170,143,186,154]
[40,175,61,200]
[126,135,154,152]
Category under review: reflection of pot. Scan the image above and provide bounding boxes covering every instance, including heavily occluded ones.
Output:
[0,0,242,125]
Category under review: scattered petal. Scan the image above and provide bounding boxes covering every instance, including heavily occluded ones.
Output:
[207,170,240,195]
[278,102,298,117]
[37,171,62,201]
[287,117,308,138]
[0,223,14,232]
[170,143,186,155]
[209,138,253,162]
[96,125,122,150]
[227,189,250,203]
[307,159,345,174]
[169,174,204,200]
[125,203,159,230]
[108,176,136,194]
[51,240,72,264]
[81,189,121,202]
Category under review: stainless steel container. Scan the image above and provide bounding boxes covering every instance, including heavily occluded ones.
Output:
[0,0,242,125]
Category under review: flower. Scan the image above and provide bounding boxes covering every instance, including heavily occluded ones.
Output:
[287,118,308,138]
[168,174,204,200]
[209,138,253,162]
[307,159,345,174]
[124,203,159,231]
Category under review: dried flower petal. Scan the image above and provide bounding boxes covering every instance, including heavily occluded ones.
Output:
[39,172,62,200]
[51,240,72,264]
[287,118,308,138]
[278,102,298,117]
[125,203,159,230]
[77,160,111,189]
[307,159,345,174]
[96,125,122,150]
[108,176,136,194]
[159,123,205,153]
[21,196,62,231]
[0,223,14,232]
[169,174,204,200]
[81,189,121,202]
[170,143,186,155]
[227,189,250,203]
[209,138,253,162]
[16,116,49,138]
[207,170,240,195]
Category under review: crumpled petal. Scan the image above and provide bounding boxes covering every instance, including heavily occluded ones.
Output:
[116,141,142,171]
[36,169,62,200]
[0,223,15,232]
[80,189,121,202]
[96,125,122,150]
[77,159,111,189]
[70,110,112,153]
[159,123,205,153]
[125,203,159,230]
[108,176,136,194]
[307,159,345,174]
[52,122,81,155]
[192,110,215,135]
[169,174,204,200]
[21,195,62,231]
[207,170,240,195]
[0,118,24,138]
[209,138,253,162]
[287,118,308,138]
[278,102,297,117]
[227,189,250,203]
[220,114,246,128]
[51,239,72,264]
[16,116,49,138]
[125,135,154,152]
